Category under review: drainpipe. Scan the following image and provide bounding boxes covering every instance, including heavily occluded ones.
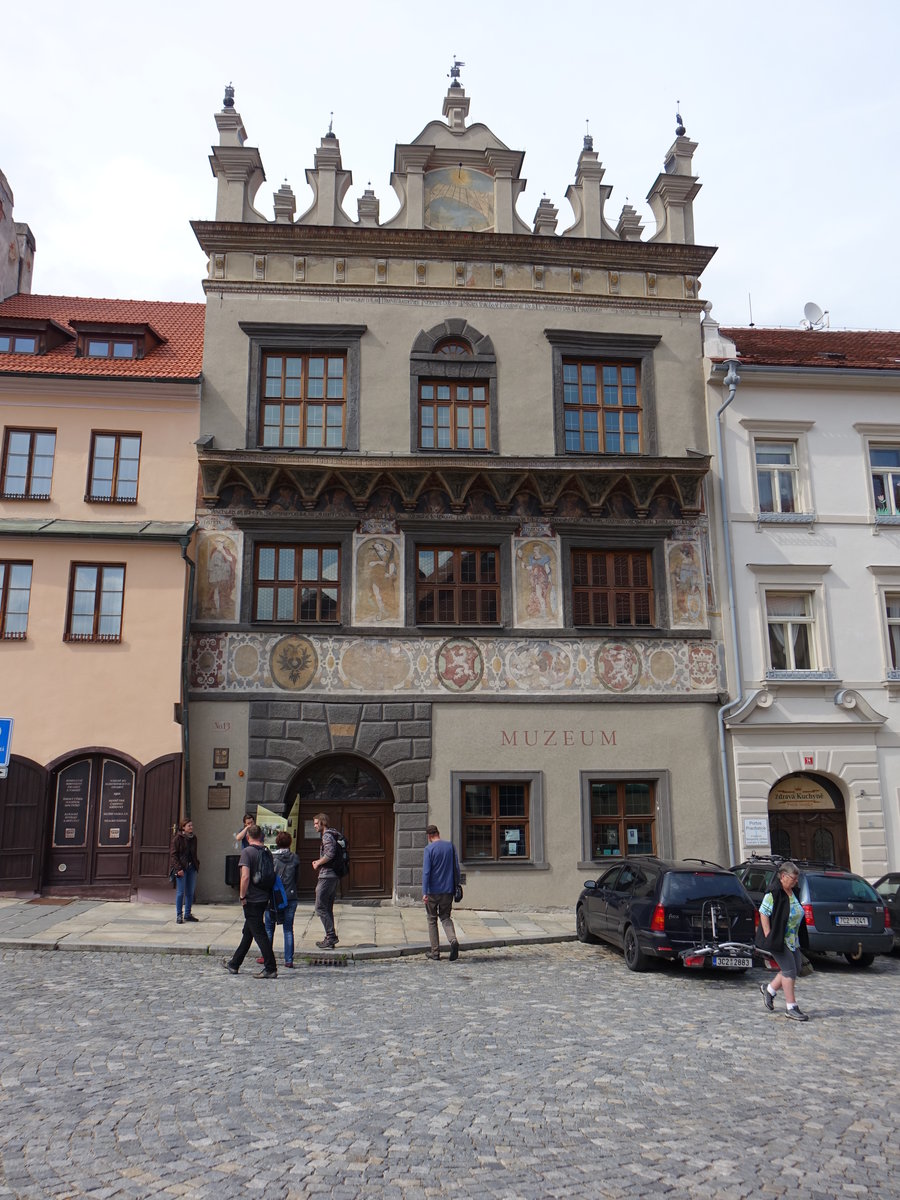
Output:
[715,360,742,864]
[180,531,196,819]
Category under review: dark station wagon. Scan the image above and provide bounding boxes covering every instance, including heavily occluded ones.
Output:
[576,857,758,972]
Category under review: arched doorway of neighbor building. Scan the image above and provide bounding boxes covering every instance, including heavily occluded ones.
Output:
[767,772,849,867]
[284,755,394,902]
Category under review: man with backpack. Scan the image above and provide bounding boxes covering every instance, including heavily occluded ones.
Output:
[311,812,342,949]
[222,823,278,978]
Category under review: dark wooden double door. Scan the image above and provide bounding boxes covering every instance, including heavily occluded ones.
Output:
[769,810,850,868]
[0,752,181,895]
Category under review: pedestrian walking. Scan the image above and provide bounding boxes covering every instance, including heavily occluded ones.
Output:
[233,812,254,851]
[757,860,810,1021]
[260,831,300,968]
[422,824,460,962]
[311,813,340,949]
[222,823,278,978]
[169,818,199,924]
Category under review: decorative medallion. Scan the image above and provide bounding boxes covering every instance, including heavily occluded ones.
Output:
[436,637,484,693]
[648,649,676,684]
[340,640,412,691]
[233,643,260,679]
[595,643,641,692]
[270,636,318,691]
[688,643,718,690]
[506,642,573,690]
[190,635,225,688]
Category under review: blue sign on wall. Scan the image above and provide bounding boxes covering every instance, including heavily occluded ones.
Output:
[0,718,13,767]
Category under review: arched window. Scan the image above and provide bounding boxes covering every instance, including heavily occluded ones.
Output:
[410,321,497,453]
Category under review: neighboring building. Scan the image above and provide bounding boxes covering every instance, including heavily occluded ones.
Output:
[705,319,900,879]
[0,286,203,897]
[0,169,35,301]
[189,77,724,907]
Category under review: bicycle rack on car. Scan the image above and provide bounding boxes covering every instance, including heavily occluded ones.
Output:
[678,898,763,970]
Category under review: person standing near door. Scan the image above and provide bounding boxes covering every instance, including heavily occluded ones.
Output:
[312,813,339,949]
[169,819,200,925]
[422,824,460,962]
[223,824,278,978]
[262,830,301,968]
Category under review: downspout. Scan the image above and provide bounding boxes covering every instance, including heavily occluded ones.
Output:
[715,360,742,864]
[180,531,196,819]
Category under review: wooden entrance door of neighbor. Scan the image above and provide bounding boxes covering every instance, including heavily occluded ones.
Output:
[291,757,394,901]
[767,772,850,868]
[47,756,137,891]
[0,757,48,893]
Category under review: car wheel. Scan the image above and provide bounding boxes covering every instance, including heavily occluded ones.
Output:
[576,905,599,944]
[844,952,874,968]
[623,925,650,972]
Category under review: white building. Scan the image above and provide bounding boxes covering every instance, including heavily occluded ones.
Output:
[705,319,900,878]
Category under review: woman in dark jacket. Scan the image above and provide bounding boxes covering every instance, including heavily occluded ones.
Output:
[758,861,809,1021]
[261,830,301,968]
[169,819,200,925]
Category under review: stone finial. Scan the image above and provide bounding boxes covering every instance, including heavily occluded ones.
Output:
[675,106,686,137]
[533,196,559,236]
[616,203,644,242]
[562,138,617,239]
[357,184,380,226]
[209,89,266,221]
[646,117,700,244]
[273,180,296,224]
[584,120,593,152]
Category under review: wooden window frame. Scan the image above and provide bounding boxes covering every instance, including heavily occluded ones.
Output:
[562,358,642,454]
[84,338,138,360]
[587,779,657,859]
[418,379,490,451]
[765,589,817,671]
[65,563,126,643]
[415,544,501,627]
[252,542,341,624]
[460,780,530,863]
[86,431,142,503]
[410,320,498,454]
[259,350,347,449]
[1,427,57,499]
[571,548,654,628]
[755,439,800,514]
[0,333,38,354]
[870,444,900,517]
[0,560,33,640]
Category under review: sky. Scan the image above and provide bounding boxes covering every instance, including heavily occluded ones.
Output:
[3,0,898,331]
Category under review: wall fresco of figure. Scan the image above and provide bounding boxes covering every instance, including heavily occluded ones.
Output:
[196,531,241,621]
[666,540,707,629]
[353,534,404,626]
[513,537,562,628]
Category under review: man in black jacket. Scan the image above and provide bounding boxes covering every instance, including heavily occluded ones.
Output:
[222,824,277,978]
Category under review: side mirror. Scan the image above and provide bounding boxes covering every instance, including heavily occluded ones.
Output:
[583,879,597,891]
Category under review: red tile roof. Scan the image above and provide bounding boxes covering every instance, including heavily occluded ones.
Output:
[720,327,900,371]
[0,295,203,380]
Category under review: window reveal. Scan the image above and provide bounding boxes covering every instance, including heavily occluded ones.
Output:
[871,445,900,516]
[1,428,56,499]
[254,544,340,623]
[260,352,346,448]
[755,441,798,513]
[418,381,489,450]
[0,561,32,639]
[572,549,653,626]
[886,593,900,670]
[766,591,815,671]
[87,433,141,502]
[416,547,499,625]
[590,780,655,857]
[563,360,641,454]
[66,564,125,643]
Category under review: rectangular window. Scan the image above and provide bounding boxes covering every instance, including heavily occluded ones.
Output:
[0,561,33,639]
[590,780,656,857]
[416,546,500,625]
[755,440,798,513]
[886,593,900,670]
[66,564,125,643]
[0,334,37,354]
[563,360,641,454]
[253,544,340,623]
[766,591,815,670]
[571,549,653,626]
[418,381,489,450]
[86,339,136,359]
[461,781,529,862]
[871,445,900,516]
[87,433,141,502]
[260,352,346,448]
[1,428,57,499]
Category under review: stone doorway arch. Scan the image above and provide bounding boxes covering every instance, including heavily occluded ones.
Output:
[767,772,849,867]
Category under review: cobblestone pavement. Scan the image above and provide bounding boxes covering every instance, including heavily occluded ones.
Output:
[1,943,898,1200]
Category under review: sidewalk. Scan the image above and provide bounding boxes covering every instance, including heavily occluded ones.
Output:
[0,897,575,961]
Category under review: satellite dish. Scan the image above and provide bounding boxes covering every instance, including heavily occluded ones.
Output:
[803,301,825,328]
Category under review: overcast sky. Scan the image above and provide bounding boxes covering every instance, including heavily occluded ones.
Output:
[4,0,897,330]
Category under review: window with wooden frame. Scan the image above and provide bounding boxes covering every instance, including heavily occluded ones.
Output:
[418,380,490,450]
[86,433,141,503]
[253,544,340,623]
[563,359,641,454]
[1,428,56,499]
[416,546,500,625]
[0,333,38,354]
[765,590,816,671]
[0,561,32,640]
[572,549,653,627]
[755,440,799,514]
[85,338,137,359]
[871,445,900,516]
[461,780,530,862]
[589,780,656,858]
[259,352,346,448]
[65,564,125,643]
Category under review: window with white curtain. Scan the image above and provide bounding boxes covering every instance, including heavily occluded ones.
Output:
[766,591,816,671]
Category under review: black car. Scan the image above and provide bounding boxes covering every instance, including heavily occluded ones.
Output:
[873,873,900,951]
[732,855,893,968]
[575,856,758,972]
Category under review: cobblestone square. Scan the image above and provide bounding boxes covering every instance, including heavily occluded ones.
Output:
[1,944,898,1199]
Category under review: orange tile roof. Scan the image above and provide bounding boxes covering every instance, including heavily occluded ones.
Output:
[720,327,900,371]
[0,294,204,380]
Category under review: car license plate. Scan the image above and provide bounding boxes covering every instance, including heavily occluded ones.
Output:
[712,956,752,968]
[835,915,869,927]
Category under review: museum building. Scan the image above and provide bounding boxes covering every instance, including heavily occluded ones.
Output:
[188,75,727,907]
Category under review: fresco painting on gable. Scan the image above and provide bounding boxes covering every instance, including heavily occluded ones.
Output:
[424,167,494,232]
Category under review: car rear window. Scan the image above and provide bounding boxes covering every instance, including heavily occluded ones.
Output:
[805,875,879,904]
[661,872,748,903]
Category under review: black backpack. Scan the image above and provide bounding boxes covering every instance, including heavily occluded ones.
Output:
[251,845,276,890]
[328,829,350,878]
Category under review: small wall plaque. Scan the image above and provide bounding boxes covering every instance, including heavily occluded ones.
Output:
[213,748,229,769]
[208,785,231,810]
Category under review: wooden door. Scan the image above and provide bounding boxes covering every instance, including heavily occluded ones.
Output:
[47,756,136,888]
[0,757,48,893]
[768,810,850,868]
[134,754,182,885]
